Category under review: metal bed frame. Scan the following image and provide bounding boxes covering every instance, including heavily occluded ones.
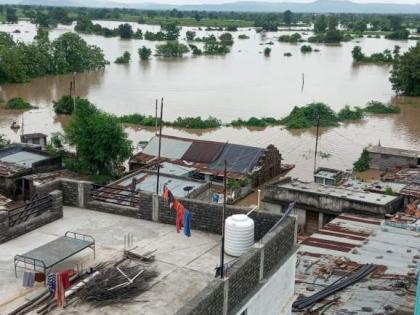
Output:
[14,231,95,278]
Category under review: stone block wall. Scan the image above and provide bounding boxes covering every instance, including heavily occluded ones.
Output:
[176,216,296,315]
[0,190,63,244]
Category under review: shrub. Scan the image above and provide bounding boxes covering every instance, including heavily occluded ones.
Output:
[6,97,34,109]
[171,116,221,129]
[117,114,157,126]
[353,149,370,172]
[300,45,312,53]
[264,47,271,56]
[138,46,152,60]
[363,101,400,114]
[53,95,74,115]
[238,34,250,39]
[114,51,131,64]
[155,41,189,57]
[338,106,363,121]
[280,102,339,129]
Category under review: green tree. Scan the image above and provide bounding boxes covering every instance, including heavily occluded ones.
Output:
[6,8,18,24]
[327,15,338,31]
[0,135,10,148]
[118,23,134,39]
[352,46,365,62]
[314,15,327,33]
[53,95,75,115]
[390,43,420,96]
[264,47,271,57]
[114,51,131,64]
[353,149,370,172]
[283,10,293,26]
[161,22,180,40]
[51,32,107,74]
[218,32,234,46]
[186,31,196,41]
[64,99,132,175]
[156,41,189,57]
[138,46,152,60]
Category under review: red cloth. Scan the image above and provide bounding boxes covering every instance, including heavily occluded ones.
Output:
[175,203,185,233]
[34,272,45,282]
[61,271,72,289]
[55,274,65,307]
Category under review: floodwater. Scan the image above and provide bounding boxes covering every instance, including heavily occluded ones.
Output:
[0,21,419,180]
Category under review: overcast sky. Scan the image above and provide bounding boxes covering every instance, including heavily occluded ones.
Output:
[112,0,420,4]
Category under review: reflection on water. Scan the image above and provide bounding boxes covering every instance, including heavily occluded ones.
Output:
[0,21,419,181]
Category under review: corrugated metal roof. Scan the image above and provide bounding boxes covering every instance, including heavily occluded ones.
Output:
[209,143,263,174]
[0,161,28,177]
[0,151,49,168]
[181,140,225,163]
[295,214,419,314]
[142,136,192,160]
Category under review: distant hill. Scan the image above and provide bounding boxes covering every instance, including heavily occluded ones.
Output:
[3,0,420,14]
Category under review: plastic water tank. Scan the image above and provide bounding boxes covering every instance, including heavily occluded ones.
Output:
[225,214,255,257]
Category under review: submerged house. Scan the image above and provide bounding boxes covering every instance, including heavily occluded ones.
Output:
[366,145,420,170]
[129,135,291,187]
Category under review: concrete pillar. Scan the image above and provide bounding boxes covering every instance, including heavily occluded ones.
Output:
[78,182,84,208]
[318,212,324,230]
[0,210,9,243]
[49,190,63,218]
[259,247,265,281]
[152,194,159,222]
[223,279,229,315]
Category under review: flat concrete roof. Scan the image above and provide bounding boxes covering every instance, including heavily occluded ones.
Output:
[278,181,398,206]
[314,170,339,180]
[295,214,419,314]
[0,207,233,315]
[118,172,204,198]
[0,151,49,168]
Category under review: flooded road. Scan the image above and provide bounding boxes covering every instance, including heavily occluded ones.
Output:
[0,21,419,180]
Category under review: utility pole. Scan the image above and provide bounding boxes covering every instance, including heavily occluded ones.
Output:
[155,98,164,195]
[72,73,76,112]
[155,99,158,136]
[220,160,227,279]
[314,114,320,173]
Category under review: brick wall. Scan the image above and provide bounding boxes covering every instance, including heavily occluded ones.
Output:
[0,190,63,244]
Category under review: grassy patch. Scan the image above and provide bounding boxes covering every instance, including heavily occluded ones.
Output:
[5,97,36,110]
[363,101,400,114]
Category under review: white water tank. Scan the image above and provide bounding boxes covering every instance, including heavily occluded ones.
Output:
[225,214,255,257]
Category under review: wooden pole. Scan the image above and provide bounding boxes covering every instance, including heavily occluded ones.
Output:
[156,98,164,195]
[220,160,227,278]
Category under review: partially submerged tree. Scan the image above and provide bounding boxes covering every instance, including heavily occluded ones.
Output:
[390,43,420,96]
[64,99,132,175]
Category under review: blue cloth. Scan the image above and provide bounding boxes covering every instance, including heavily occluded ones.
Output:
[22,272,35,288]
[47,273,56,294]
[183,209,191,237]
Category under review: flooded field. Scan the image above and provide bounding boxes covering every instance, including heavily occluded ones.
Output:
[0,21,419,180]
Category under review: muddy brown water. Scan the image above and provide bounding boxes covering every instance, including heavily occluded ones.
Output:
[0,21,419,181]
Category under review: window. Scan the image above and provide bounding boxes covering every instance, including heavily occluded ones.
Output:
[32,138,40,144]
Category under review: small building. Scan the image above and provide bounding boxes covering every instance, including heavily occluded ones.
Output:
[129,135,292,187]
[366,145,420,170]
[294,214,418,314]
[314,167,345,186]
[0,144,62,198]
[20,133,47,149]
[262,178,403,234]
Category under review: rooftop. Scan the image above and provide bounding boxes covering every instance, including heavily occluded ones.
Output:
[366,145,420,158]
[277,180,399,206]
[0,207,233,315]
[0,161,28,177]
[132,135,266,177]
[295,214,418,314]
[116,170,205,198]
[20,133,47,140]
[0,193,12,210]
[0,151,49,168]
[314,168,343,180]
[23,170,89,185]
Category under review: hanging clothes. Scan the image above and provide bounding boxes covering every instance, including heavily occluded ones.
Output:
[183,209,191,237]
[34,272,45,283]
[22,271,35,288]
[47,273,56,294]
[55,273,66,307]
[163,185,169,202]
[175,203,185,233]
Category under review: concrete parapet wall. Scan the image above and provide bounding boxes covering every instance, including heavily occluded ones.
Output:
[0,190,63,244]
